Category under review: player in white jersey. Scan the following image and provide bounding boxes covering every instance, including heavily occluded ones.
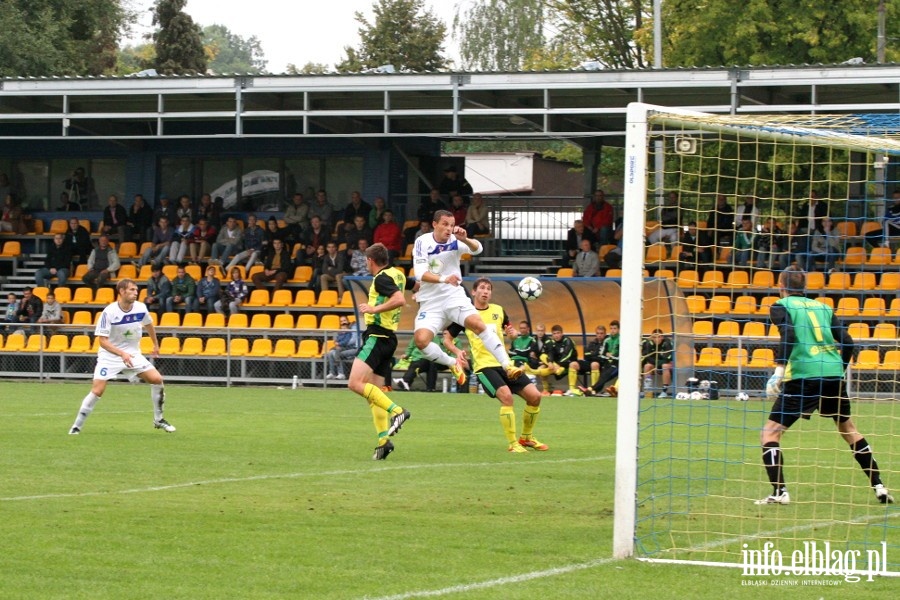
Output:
[68,279,175,434]
[412,210,523,383]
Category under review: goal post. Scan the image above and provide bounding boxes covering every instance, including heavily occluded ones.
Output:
[613,102,900,576]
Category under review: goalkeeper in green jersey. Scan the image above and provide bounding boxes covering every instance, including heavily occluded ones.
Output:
[757,266,893,505]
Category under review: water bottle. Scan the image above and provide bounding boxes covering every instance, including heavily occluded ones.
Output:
[292,375,299,390]
[469,376,477,394]
[643,375,652,398]
[449,379,456,393]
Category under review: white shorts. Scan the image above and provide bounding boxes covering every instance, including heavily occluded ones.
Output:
[415,293,479,335]
[93,353,155,381]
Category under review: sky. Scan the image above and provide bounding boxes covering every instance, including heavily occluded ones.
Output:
[126,0,469,72]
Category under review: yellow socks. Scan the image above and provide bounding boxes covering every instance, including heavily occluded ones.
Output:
[499,405,517,444]
[364,382,402,415]
[371,403,389,442]
[522,405,540,438]
[568,368,578,389]
[590,368,600,387]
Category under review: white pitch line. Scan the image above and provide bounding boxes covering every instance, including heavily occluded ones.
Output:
[0,455,612,502]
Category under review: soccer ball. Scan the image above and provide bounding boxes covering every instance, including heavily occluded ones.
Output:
[517,277,543,302]
[735,392,749,402]
[675,392,690,400]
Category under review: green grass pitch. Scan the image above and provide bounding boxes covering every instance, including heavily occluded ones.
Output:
[0,381,895,599]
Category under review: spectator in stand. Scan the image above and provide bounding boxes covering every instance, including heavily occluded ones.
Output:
[66,217,94,266]
[603,220,625,269]
[464,192,490,237]
[144,264,171,315]
[449,193,467,226]
[310,243,327,287]
[414,220,432,240]
[342,215,373,260]
[195,194,219,228]
[263,216,289,251]
[341,191,371,233]
[754,217,789,271]
[35,234,72,288]
[210,216,243,266]
[805,217,842,272]
[324,316,361,380]
[572,238,600,277]
[125,194,154,244]
[318,241,346,296]
[785,219,807,269]
[101,194,128,245]
[226,213,265,275]
[251,237,291,290]
[215,267,249,316]
[865,189,900,249]
[735,195,759,232]
[1,292,19,331]
[166,265,198,314]
[169,215,194,265]
[63,167,95,209]
[138,216,175,269]
[647,191,680,244]
[418,188,447,225]
[733,216,755,267]
[373,209,403,263]
[37,291,64,324]
[175,195,193,224]
[196,266,221,315]
[308,189,335,234]
[563,219,597,268]
[707,194,735,255]
[57,191,80,211]
[0,193,27,234]
[349,238,370,275]
[438,165,473,201]
[152,195,175,225]
[187,217,216,263]
[16,287,43,324]
[296,215,327,266]
[368,195,387,230]
[83,235,120,291]
[583,190,615,245]
[678,221,713,269]
[283,192,310,243]
[796,191,828,235]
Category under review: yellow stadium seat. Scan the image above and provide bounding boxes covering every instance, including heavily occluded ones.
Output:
[834,297,860,318]
[69,335,92,353]
[749,348,775,368]
[684,295,707,315]
[723,348,749,367]
[116,242,138,259]
[21,334,46,353]
[813,296,834,309]
[159,312,181,327]
[750,270,775,289]
[91,337,101,352]
[272,339,296,358]
[644,243,667,264]
[248,338,273,357]
[849,272,876,291]
[847,322,870,340]
[140,336,154,355]
[742,321,767,338]
[114,264,137,282]
[872,323,897,340]
[691,320,713,336]
[46,334,69,353]
[273,314,295,330]
[833,221,857,238]
[315,290,338,308]
[599,244,617,261]
[162,265,177,280]
[229,338,249,356]
[48,219,68,234]
[878,350,900,371]
[888,299,900,318]
[147,312,158,326]
[32,286,49,301]
[654,269,675,280]
[716,320,740,337]
[178,337,204,355]
[243,289,270,308]
[756,296,779,316]
[731,296,757,315]
[185,265,202,281]
[158,337,181,355]
[181,313,204,328]
[250,313,272,329]
[768,324,780,338]
[270,290,293,307]
[200,338,227,356]
[840,246,866,267]
[289,266,313,284]
[676,269,700,289]
[724,270,749,288]
[338,291,354,308]
[697,271,725,289]
[92,288,114,305]
[706,295,732,315]
[867,247,893,266]
[227,313,248,328]
[53,287,72,304]
[205,313,226,328]
[319,314,341,330]
[297,314,318,330]
[296,339,320,358]
[71,310,93,326]
[72,287,94,304]
[854,350,880,370]
[825,272,851,290]
[805,271,825,291]
[860,298,885,318]
[293,290,316,307]
[137,265,154,282]
[695,347,722,367]
[878,272,900,291]
[1,333,25,352]
[69,264,89,284]
[0,241,21,257]
[247,265,264,279]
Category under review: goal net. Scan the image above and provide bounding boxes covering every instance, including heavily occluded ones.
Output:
[613,103,900,578]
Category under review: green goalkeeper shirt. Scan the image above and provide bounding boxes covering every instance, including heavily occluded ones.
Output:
[770,294,852,381]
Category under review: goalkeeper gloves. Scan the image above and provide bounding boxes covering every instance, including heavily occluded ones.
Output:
[766,366,785,401]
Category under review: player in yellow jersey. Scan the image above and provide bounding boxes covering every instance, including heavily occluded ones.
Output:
[347,243,410,460]
[444,277,548,453]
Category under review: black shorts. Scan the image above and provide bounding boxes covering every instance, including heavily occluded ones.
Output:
[475,366,530,399]
[357,331,398,381]
[768,377,852,428]
[573,359,599,372]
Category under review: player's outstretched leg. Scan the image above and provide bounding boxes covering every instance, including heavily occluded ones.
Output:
[70,389,102,434]
[150,383,176,432]
[755,441,790,504]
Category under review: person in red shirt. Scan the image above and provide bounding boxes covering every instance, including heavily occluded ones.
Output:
[373,209,403,262]
[582,190,614,245]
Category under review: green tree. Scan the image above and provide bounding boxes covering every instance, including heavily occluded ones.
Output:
[336,0,448,72]
[661,0,900,67]
[286,62,331,75]
[548,0,650,69]
[153,0,207,75]
[116,43,156,75]
[0,0,131,77]
[203,24,267,74]
[453,0,546,71]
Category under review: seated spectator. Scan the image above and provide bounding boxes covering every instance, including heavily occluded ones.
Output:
[138,216,175,269]
[175,194,194,224]
[144,264,171,314]
[865,189,900,249]
[125,194,154,244]
[283,192,309,242]
[195,193,220,228]
[37,291,64,324]
[647,192,680,244]
[414,220,432,240]
[187,217,216,263]
[341,191,371,233]
[368,195,387,230]
[464,192,490,237]
[35,233,72,288]
[308,189,335,234]
[169,215,194,264]
[101,194,128,245]
[678,221,713,268]
[0,193,27,234]
[251,238,291,290]
[216,267,249,315]
[66,217,94,266]
[404,188,446,244]
[324,316,361,379]
[341,215,373,260]
[604,221,625,269]
[732,216,754,267]
[753,217,788,271]
[449,193,467,226]
[83,235,120,291]
[263,216,289,251]
[57,191,80,212]
[152,195,175,225]
[583,189,615,245]
[166,265,198,313]
[1,292,19,331]
[804,217,842,272]
[210,216,243,266]
[16,287,43,324]
[226,213,265,274]
[318,241,346,296]
[296,215,327,266]
[373,209,403,263]
[572,239,600,276]
[563,219,597,268]
[196,266,221,315]
[349,238,370,275]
